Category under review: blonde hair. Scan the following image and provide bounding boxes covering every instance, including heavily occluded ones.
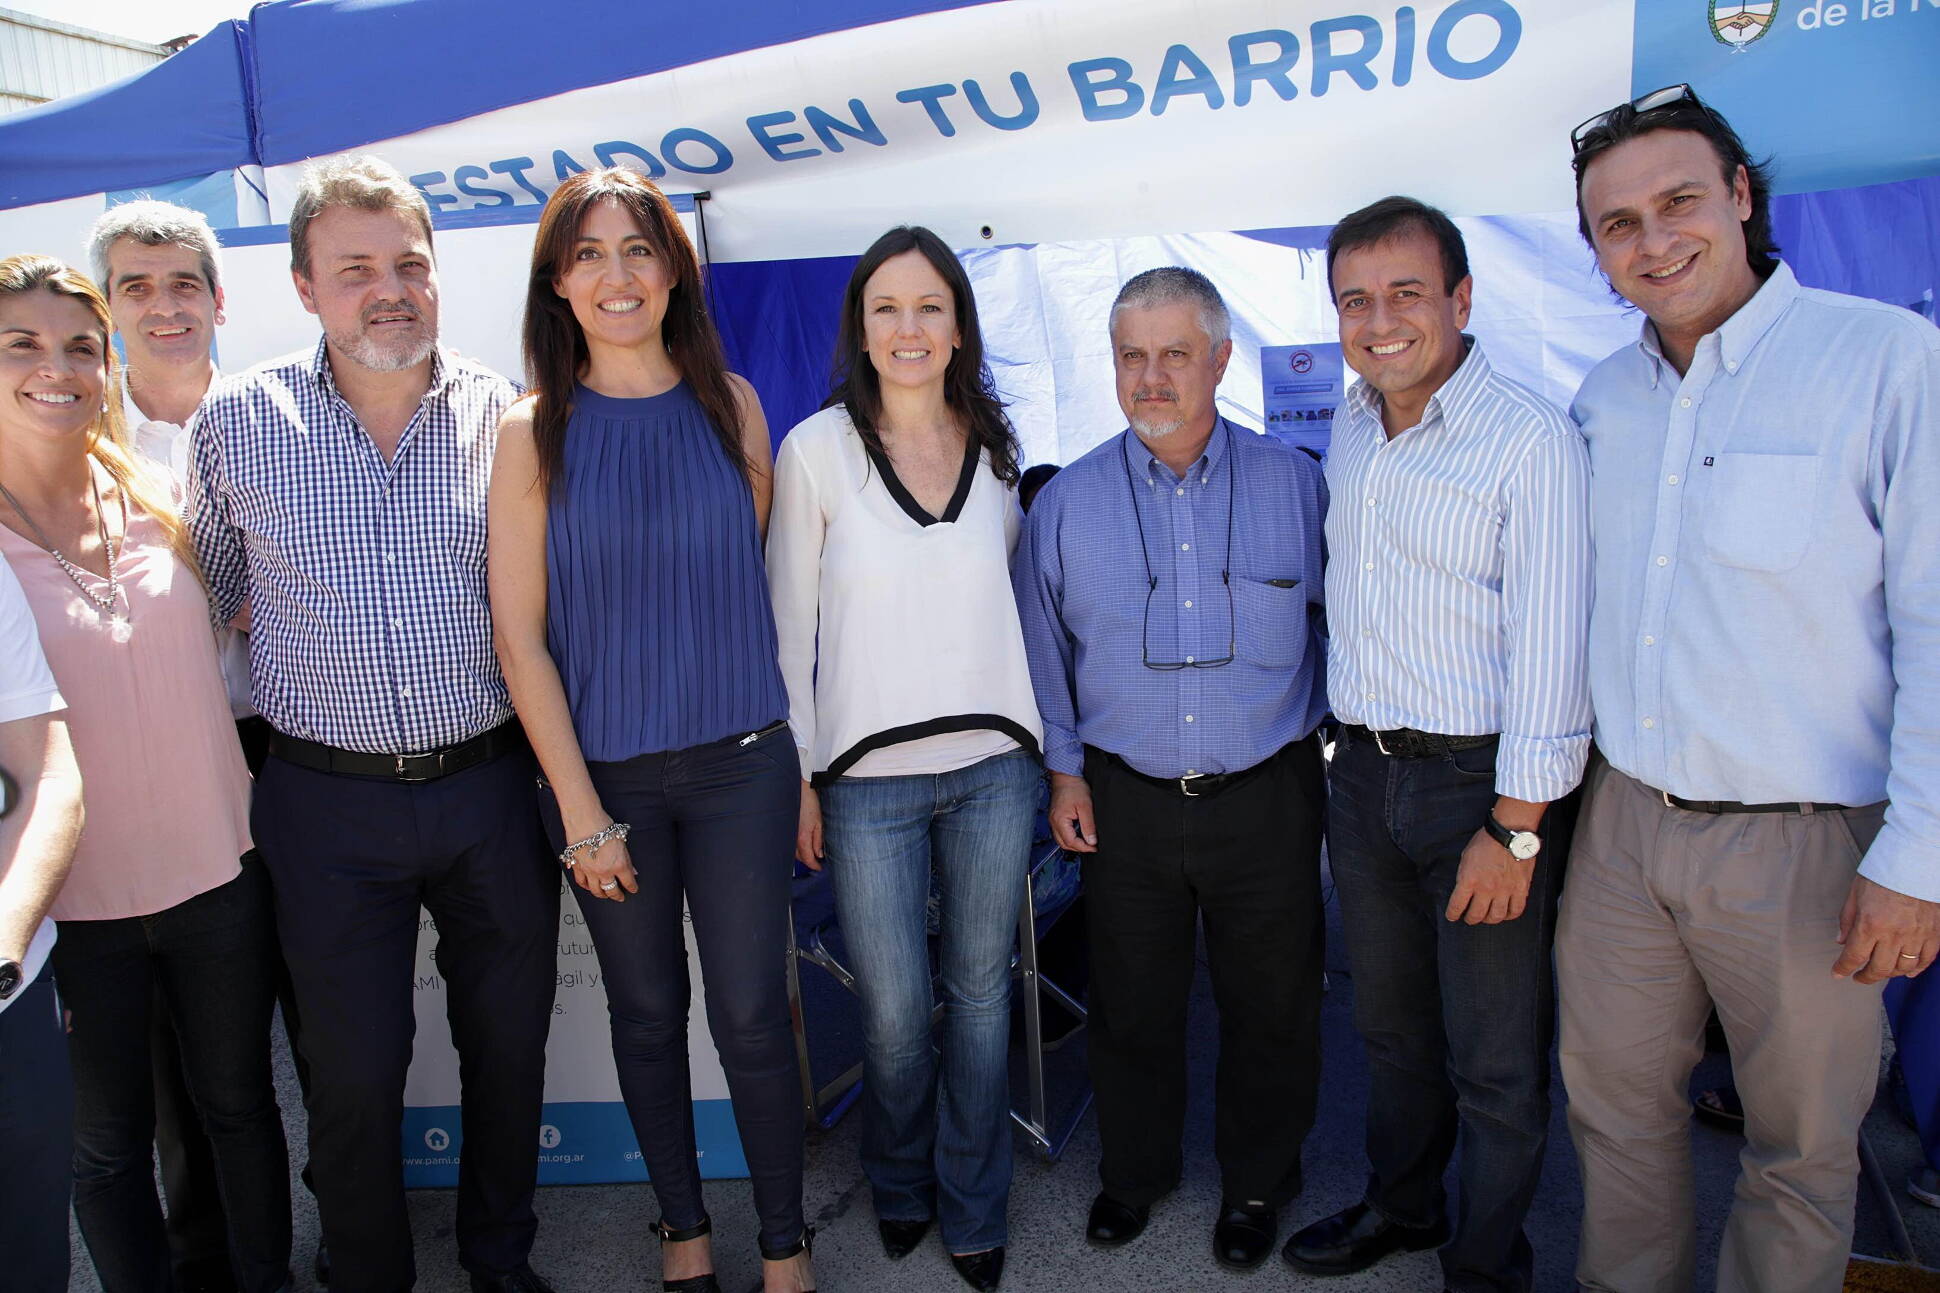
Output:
[0,253,200,580]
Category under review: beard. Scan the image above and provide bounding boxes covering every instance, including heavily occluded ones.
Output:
[327,303,438,374]
[1128,387,1188,440]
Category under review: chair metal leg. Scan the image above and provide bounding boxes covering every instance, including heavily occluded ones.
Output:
[1009,866,1093,1161]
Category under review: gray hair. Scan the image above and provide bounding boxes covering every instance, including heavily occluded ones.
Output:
[88,199,224,296]
[1110,266,1231,348]
[288,155,434,276]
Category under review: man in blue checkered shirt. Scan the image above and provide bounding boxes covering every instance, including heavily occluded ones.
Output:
[187,155,559,1293]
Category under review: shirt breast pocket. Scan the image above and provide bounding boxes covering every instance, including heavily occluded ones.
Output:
[1701,451,1820,573]
[1232,576,1308,669]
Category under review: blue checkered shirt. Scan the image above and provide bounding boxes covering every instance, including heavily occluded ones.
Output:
[186,338,520,754]
[1014,420,1329,780]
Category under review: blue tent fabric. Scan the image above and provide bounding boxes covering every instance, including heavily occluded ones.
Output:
[713,253,859,445]
[0,20,254,209]
[1773,177,1940,316]
[246,0,995,169]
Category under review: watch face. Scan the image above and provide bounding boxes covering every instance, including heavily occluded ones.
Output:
[0,960,20,1000]
[1509,833,1542,861]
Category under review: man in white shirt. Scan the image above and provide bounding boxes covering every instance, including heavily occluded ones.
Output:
[0,553,86,1293]
[88,198,292,1292]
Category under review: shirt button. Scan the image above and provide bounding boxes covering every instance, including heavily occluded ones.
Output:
[1183,600,1193,609]
[1680,397,1692,408]
[1186,769,1197,776]
[1643,635,1655,646]
[1180,543,1190,551]
[1727,361,1738,372]
[1184,715,1195,723]
[1365,497,1376,507]
[1364,562,1374,571]
[400,686,412,698]
[1363,629,1373,638]
[1365,691,1376,701]
[1666,474,1679,485]
[1185,655,1195,664]
[391,617,404,629]
[385,552,396,563]
[1656,556,1669,567]
[1175,487,1185,496]
[1642,717,1656,729]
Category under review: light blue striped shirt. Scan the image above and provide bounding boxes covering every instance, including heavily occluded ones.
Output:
[1572,262,1940,901]
[1325,338,1592,804]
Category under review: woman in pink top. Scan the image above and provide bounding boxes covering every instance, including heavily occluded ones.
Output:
[0,255,289,1293]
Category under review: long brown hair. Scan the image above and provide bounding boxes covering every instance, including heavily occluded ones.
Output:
[826,226,1020,485]
[0,253,199,578]
[521,168,749,494]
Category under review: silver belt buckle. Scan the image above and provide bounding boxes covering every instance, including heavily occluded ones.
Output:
[1373,729,1393,757]
[1179,775,1201,797]
[1661,789,1676,810]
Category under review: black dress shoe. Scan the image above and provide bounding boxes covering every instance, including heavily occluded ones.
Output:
[950,1247,1005,1290]
[1085,1192,1151,1247]
[1213,1200,1278,1271]
[1283,1201,1448,1276]
[468,1264,556,1293]
[879,1217,932,1260]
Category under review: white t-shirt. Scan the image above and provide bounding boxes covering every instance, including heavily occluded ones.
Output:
[767,405,1043,782]
[125,374,256,720]
[0,554,65,1012]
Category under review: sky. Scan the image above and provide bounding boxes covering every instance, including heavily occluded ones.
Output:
[16,0,257,45]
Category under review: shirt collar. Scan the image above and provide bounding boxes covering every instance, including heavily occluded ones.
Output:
[1634,260,1800,388]
[120,366,220,431]
[1127,415,1231,485]
[1345,335,1487,433]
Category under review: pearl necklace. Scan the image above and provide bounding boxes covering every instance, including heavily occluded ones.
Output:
[0,469,124,622]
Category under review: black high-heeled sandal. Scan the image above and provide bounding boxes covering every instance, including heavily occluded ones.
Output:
[657,1216,721,1293]
[753,1226,815,1293]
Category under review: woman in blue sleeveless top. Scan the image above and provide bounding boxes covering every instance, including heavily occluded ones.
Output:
[487,168,813,1293]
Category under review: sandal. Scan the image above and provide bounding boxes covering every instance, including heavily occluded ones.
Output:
[657,1216,720,1293]
[753,1226,815,1293]
[1693,1085,1745,1133]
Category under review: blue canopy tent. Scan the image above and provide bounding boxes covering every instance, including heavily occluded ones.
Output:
[2,0,1935,1187]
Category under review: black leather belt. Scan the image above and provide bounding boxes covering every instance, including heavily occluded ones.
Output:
[1655,787,1867,816]
[268,719,524,783]
[1105,750,1270,798]
[1340,724,1497,760]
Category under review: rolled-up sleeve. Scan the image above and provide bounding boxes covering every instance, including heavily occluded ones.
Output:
[1496,426,1594,804]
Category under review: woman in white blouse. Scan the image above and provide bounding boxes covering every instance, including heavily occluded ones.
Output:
[766,227,1042,1292]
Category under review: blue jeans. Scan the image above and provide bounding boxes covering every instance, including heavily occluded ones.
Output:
[821,750,1041,1254]
[0,968,72,1293]
[1327,731,1572,1293]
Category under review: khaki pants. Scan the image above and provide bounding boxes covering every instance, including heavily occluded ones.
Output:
[1556,760,1886,1293]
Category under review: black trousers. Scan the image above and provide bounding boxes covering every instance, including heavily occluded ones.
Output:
[154,715,308,1293]
[1080,737,1326,1207]
[0,969,73,1293]
[252,747,559,1293]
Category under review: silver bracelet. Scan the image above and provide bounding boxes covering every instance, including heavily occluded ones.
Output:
[559,821,631,870]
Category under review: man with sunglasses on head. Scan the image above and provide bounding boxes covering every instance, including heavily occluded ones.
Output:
[1014,267,1328,1273]
[1561,86,1940,1291]
[1283,196,1590,1292]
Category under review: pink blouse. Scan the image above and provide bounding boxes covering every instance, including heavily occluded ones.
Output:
[0,481,250,921]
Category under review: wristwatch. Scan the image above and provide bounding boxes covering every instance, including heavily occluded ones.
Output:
[0,958,21,1003]
[1485,813,1542,861]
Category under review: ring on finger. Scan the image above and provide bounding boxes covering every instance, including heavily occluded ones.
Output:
[600,879,619,891]
[1901,952,1921,960]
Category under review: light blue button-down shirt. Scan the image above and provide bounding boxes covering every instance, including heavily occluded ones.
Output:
[1327,338,1592,804]
[1572,262,1940,900]
[1013,420,1329,780]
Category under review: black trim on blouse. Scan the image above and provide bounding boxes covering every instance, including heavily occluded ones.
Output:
[813,714,1041,787]
[861,432,980,527]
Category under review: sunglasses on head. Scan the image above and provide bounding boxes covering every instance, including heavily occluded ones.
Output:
[1571,83,1715,153]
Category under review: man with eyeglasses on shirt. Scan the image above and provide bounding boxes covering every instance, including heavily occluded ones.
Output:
[1014,266,1329,1273]
[1282,196,1590,1293]
[1561,86,1940,1291]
